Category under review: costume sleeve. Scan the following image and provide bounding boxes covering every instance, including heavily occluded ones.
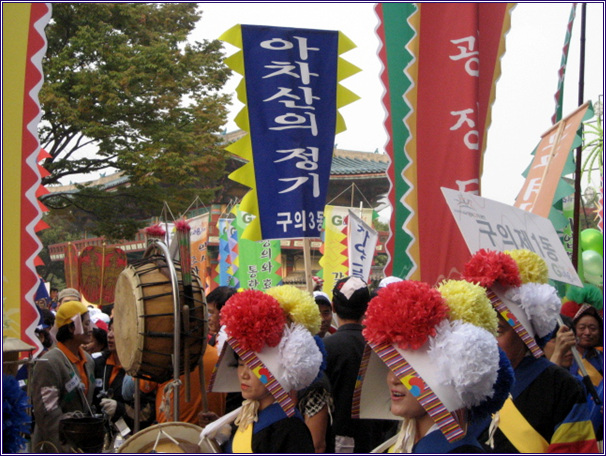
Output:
[547,400,599,453]
[253,417,316,453]
[31,353,66,452]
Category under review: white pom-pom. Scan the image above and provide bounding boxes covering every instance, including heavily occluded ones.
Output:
[278,323,322,391]
[431,321,498,408]
[216,326,228,355]
[516,283,561,338]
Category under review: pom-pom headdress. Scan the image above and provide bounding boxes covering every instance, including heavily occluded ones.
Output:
[266,285,321,335]
[563,283,604,319]
[209,289,322,417]
[463,249,558,358]
[354,280,502,443]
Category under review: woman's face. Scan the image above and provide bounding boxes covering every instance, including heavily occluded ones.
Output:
[107,324,116,352]
[575,315,601,350]
[75,312,93,345]
[386,370,427,419]
[237,358,274,410]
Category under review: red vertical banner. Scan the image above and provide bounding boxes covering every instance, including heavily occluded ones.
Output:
[2,3,51,352]
[64,242,79,289]
[377,3,514,285]
[79,246,127,306]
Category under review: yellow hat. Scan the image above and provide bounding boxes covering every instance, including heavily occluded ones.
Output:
[55,300,89,328]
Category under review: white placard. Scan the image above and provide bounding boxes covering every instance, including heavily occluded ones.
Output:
[347,210,378,283]
[441,187,582,287]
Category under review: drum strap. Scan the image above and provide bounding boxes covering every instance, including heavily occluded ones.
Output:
[232,424,253,453]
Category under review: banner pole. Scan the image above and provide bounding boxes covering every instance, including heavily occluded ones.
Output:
[572,3,587,269]
[303,238,314,292]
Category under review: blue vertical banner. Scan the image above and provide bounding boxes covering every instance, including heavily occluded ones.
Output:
[220,24,360,240]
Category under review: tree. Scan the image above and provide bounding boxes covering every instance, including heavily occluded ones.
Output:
[39,3,232,239]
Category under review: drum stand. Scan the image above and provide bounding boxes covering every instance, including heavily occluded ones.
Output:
[142,240,182,423]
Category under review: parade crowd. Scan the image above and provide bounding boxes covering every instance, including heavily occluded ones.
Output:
[3,248,604,453]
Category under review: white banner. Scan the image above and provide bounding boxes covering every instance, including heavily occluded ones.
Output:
[442,187,582,287]
[347,210,378,282]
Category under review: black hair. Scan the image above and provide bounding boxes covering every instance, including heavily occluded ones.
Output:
[55,323,75,343]
[91,327,108,350]
[332,276,370,321]
[206,286,238,311]
[39,308,55,328]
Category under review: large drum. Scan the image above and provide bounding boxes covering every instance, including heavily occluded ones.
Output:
[117,422,220,453]
[114,254,208,383]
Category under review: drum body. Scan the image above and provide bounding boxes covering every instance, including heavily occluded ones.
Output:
[117,422,220,453]
[114,255,208,383]
[60,416,106,453]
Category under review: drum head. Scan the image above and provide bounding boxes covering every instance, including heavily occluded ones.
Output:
[117,422,220,453]
[114,265,144,376]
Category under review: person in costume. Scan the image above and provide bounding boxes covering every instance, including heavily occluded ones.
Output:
[570,304,604,380]
[92,319,155,443]
[570,304,604,441]
[463,248,599,453]
[268,285,334,453]
[30,301,96,453]
[354,279,513,453]
[325,276,397,453]
[200,289,321,453]
[542,314,575,368]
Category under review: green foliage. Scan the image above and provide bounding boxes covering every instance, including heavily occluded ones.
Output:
[581,102,603,183]
[39,3,232,239]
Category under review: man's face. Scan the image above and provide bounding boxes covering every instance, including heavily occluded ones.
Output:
[575,315,601,350]
[496,315,527,368]
[207,301,220,335]
[317,303,333,337]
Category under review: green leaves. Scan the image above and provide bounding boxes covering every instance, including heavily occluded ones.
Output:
[39,3,232,240]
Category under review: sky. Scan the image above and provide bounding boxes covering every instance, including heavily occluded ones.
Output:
[191,2,604,208]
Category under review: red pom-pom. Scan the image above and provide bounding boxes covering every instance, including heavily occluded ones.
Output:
[220,290,286,352]
[362,281,448,350]
[463,249,521,288]
[145,223,166,237]
[175,219,191,233]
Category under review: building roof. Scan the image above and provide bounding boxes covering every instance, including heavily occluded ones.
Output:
[47,130,389,193]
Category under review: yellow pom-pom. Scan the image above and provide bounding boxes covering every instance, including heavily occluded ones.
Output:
[437,280,498,336]
[266,285,321,335]
[505,249,549,284]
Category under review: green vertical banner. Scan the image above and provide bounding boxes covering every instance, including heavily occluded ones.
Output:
[552,3,577,124]
[235,206,283,290]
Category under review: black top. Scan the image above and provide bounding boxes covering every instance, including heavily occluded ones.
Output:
[479,359,588,453]
[324,323,397,452]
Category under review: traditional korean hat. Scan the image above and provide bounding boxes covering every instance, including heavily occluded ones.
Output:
[353,280,507,443]
[209,289,322,417]
[378,275,403,288]
[463,248,561,357]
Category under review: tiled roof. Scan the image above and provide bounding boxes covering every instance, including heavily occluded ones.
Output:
[47,131,389,193]
[330,149,389,176]
[223,129,389,177]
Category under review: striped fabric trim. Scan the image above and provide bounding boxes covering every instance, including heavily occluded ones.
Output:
[351,344,372,418]
[487,290,543,358]
[229,337,296,417]
[370,341,465,443]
